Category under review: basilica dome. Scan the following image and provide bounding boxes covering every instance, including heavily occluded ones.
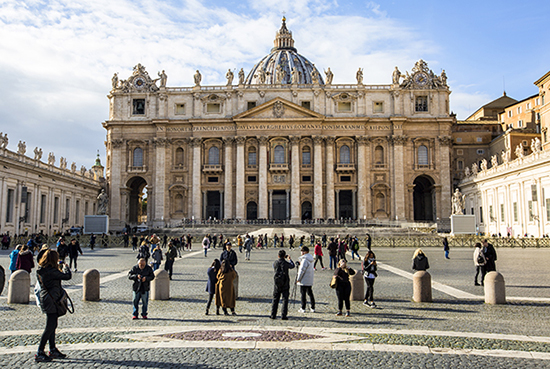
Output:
[245,18,324,86]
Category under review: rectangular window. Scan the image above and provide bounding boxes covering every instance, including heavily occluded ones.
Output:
[518,120,523,128]
[85,201,89,216]
[457,160,464,170]
[206,103,221,113]
[337,102,352,112]
[528,201,534,221]
[75,200,80,224]
[301,101,311,110]
[508,110,513,117]
[132,99,145,114]
[532,184,538,202]
[513,202,518,222]
[247,101,257,110]
[456,137,462,143]
[247,176,257,183]
[6,189,14,223]
[40,195,47,223]
[471,207,474,215]
[476,137,482,142]
[373,102,384,113]
[526,102,531,110]
[536,98,540,105]
[302,151,311,165]
[175,103,185,115]
[248,152,257,165]
[207,177,218,183]
[477,149,484,155]
[500,204,505,222]
[415,96,428,112]
[54,197,59,224]
[517,107,522,114]
[302,175,311,182]
[479,206,484,223]
[456,149,463,155]
[340,175,351,182]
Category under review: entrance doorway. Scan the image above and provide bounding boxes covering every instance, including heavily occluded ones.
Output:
[301,201,312,220]
[247,201,258,220]
[338,190,353,219]
[272,190,287,220]
[413,175,435,221]
[127,177,147,224]
[206,191,221,220]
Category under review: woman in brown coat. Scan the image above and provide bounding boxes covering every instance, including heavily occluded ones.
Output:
[215,260,237,316]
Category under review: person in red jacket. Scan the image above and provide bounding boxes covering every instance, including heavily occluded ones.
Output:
[16,245,35,273]
[313,241,325,270]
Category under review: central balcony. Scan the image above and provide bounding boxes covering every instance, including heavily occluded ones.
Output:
[335,163,356,173]
[203,164,223,173]
[269,163,289,173]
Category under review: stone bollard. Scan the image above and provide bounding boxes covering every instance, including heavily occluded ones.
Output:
[151,269,170,300]
[0,265,5,295]
[8,270,30,304]
[233,271,239,300]
[484,271,506,304]
[350,271,364,301]
[412,271,432,302]
[82,269,100,301]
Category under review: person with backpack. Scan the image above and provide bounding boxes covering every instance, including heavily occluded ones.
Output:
[151,245,163,271]
[137,241,150,264]
[473,242,486,286]
[9,245,22,274]
[202,235,211,257]
[350,236,360,260]
[362,250,377,308]
[244,234,253,261]
[270,249,295,320]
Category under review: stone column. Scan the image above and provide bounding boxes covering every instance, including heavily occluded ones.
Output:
[352,189,357,219]
[437,136,452,219]
[223,137,234,219]
[392,135,407,220]
[235,137,246,219]
[324,137,336,221]
[191,138,202,220]
[290,136,301,223]
[154,138,167,226]
[356,136,368,220]
[202,190,207,219]
[313,135,324,220]
[258,137,269,219]
[269,190,273,220]
[285,189,290,220]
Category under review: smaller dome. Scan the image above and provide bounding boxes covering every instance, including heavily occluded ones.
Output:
[245,18,324,86]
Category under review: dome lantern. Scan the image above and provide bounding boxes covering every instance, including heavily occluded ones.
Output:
[273,17,296,52]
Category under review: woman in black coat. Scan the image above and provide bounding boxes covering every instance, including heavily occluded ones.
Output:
[35,249,72,362]
[334,259,355,317]
[205,259,221,315]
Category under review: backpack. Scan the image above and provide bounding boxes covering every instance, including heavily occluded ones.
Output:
[477,250,486,265]
[274,261,286,288]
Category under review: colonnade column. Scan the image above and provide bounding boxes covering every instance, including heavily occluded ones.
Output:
[235,137,246,219]
[356,136,368,220]
[223,137,234,219]
[335,189,340,219]
[258,137,269,219]
[325,137,335,219]
[286,189,290,220]
[191,138,202,220]
[313,135,324,219]
[269,190,273,220]
[392,135,407,221]
[290,136,301,223]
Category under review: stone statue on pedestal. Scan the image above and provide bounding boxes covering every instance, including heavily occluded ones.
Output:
[356,68,363,84]
[451,188,465,215]
[0,133,7,149]
[97,189,108,215]
[225,69,234,86]
[48,152,55,165]
[34,147,43,161]
[158,70,167,88]
[194,70,202,86]
[17,141,26,155]
[392,67,401,85]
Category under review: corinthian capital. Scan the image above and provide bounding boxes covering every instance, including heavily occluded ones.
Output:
[390,135,408,146]
[235,136,247,145]
[438,135,452,147]
[257,136,270,145]
[356,136,370,146]
[223,137,235,145]
[312,135,325,145]
[289,136,301,145]
[189,137,202,147]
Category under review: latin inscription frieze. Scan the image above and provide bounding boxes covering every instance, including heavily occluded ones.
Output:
[157,123,402,132]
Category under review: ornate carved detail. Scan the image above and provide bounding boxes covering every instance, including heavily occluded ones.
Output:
[437,136,452,146]
[331,92,358,102]
[48,152,55,166]
[153,137,169,147]
[399,59,448,90]
[289,136,301,145]
[257,136,270,145]
[235,136,247,145]
[390,135,408,146]
[223,137,235,145]
[111,139,124,148]
[258,90,266,98]
[312,135,325,145]
[33,147,43,161]
[189,137,202,147]
[272,174,286,184]
[200,93,226,103]
[356,136,370,146]
[273,100,285,118]
[117,64,159,93]
[325,137,336,145]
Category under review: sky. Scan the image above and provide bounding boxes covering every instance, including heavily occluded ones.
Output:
[0,0,548,169]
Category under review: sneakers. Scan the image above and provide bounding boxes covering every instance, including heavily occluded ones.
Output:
[310,308,315,313]
[298,308,306,313]
[35,352,52,362]
[474,282,480,286]
[49,348,67,359]
[345,312,351,317]
[281,316,288,320]
[132,315,138,320]
[370,302,377,308]
[142,315,148,319]
[335,311,343,316]
[363,300,370,306]
[322,267,327,270]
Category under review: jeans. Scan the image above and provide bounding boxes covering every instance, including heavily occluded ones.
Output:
[69,256,78,270]
[133,290,149,317]
[329,256,338,269]
[351,249,360,260]
[271,286,290,318]
[245,249,251,259]
[204,248,208,257]
[38,313,58,352]
[206,293,215,311]
[152,262,160,271]
[445,250,450,258]
[475,265,486,284]
[364,277,375,302]
[300,285,315,310]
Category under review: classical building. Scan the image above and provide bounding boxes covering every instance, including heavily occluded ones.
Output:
[0,135,104,236]
[459,71,550,237]
[103,18,454,230]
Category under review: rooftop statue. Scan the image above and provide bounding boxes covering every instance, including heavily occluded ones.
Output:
[17,141,26,155]
[158,70,167,88]
[515,143,524,159]
[34,147,42,161]
[324,67,333,85]
[0,133,7,149]
[238,68,245,84]
[48,152,55,166]
[490,155,498,168]
[194,70,202,86]
[392,67,401,85]
[111,73,119,89]
[480,158,488,171]
[226,69,234,86]
[356,68,363,84]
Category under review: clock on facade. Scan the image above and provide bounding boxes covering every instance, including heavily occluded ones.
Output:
[414,72,429,87]
[133,77,146,89]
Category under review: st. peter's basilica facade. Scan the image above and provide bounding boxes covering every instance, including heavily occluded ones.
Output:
[103,18,453,229]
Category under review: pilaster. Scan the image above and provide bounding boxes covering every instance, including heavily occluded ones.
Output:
[235,136,246,219]
[223,137,234,219]
[290,136,301,222]
[258,136,269,219]
[313,135,324,219]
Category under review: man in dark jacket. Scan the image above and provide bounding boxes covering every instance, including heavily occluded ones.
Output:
[164,242,177,279]
[128,258,155,319]
[327,238,338,270]
[482,239,497,272]
[220,243,238,269]
[270,250,295,320]
[68,239,83,272]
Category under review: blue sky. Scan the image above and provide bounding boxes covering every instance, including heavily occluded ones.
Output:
[0,0,548,168]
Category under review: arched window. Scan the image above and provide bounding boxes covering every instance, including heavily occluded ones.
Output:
[274,145,285,164]
[374,145,384,165]
[248,146,257,165]
[302,146,311,165]
[175,147,184,165]
[340,145,350,164]
[208,146,220,165]
[418,145,428,165]
[133,147,143,167]
[174,194,183,213]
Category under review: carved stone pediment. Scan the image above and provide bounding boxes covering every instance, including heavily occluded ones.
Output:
[200,94,227,103]
[234,98,324,120]
[330,92,358,102]
[117,64,159,93]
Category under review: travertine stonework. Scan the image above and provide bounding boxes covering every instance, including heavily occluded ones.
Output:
[103,19,453,229]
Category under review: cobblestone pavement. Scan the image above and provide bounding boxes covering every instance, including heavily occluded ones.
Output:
[1,243,550,368]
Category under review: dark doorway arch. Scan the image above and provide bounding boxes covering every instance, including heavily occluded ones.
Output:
[127,176,147,224]
[301,201,312,220]
[247,201,258,220]
[413,175,435,221]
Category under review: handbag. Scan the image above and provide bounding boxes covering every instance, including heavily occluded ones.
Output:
[56,288,74,316]
[330,275,338,289]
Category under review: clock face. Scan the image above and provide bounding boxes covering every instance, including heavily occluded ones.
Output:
[414,72,429,86]
[133,77,145,89]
